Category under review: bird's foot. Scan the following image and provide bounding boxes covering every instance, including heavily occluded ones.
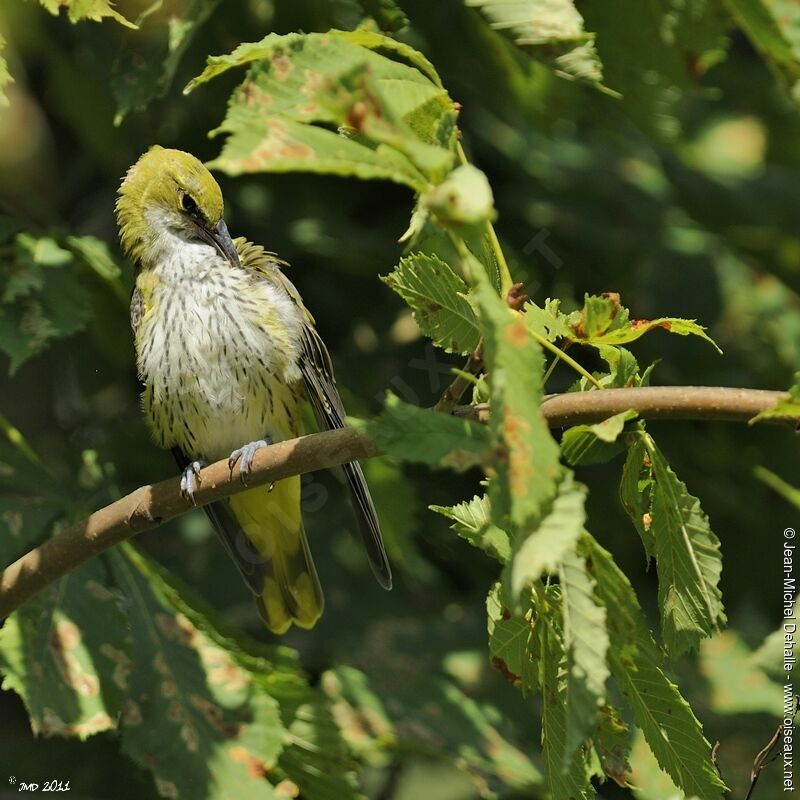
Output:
[228,438,272,486]
[180,460,207,505]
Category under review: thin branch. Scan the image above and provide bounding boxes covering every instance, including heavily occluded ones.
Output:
[0,386,792,619]
[434,340,484,413]
[457,386,793,427]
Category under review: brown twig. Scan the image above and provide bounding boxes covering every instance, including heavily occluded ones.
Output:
[0,385,793,619]
[744,696,798,800]
[433,340,484,413]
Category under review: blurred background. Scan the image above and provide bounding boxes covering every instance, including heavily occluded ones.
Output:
[0,1,798,797]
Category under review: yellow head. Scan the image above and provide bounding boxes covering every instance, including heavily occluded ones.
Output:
[116,146,239,268]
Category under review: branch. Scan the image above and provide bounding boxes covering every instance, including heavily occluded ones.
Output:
[0,386,792,619]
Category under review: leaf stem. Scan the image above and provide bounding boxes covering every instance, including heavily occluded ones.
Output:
[0,410,42,466]
[530,330,603,390]
[455,141,514,296]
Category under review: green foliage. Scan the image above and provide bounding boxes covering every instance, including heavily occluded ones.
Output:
[585,535,727,798]
[0,558,129,738]
[750,372,800,422]
[37,0,135,28]
[357,391,490,470]
[186,30,457,189]
[647,437,726,657]
[0,232,91,374]
[1,2,798,797]
[561,409,638,466]
[430,493,511,563]
[0,33,10,106]
[465,0,605,86]
[112,0,223,124]
[381,252,480,354]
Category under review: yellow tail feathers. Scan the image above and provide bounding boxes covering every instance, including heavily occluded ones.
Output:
[228,476,323,634]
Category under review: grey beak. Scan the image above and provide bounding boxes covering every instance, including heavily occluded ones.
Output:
[210,219,241,268]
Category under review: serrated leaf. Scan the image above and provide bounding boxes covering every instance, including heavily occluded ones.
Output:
[112,0,222,123]
[466,0,606,87]
[110,546,284,800]
[648,439,726,657]
[522,298,573,342]
[37,0,136,28]
[505,474,587,599]
[472,266,562,533]
[539,615,594,800]
[750,373,800,423]
[567,293,721,352]
[382,252,480,354]
[559,547,609,763]
[561,409,637,466]
[354,0,409,32]
[0,558,130,739]
[487,585,538,693]
[356,392,490,471]
[584,535,727,799]
[431,494,511,563]
[619,436,655,562]
[186,31,457,189]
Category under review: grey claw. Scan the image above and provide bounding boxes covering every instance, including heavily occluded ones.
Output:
[180,460,206,505]
[228,439,271,486]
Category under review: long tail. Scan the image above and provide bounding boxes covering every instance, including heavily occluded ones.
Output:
[208,476,323,634]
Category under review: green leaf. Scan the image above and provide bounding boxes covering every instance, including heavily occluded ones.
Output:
[559,547,609,763]
[37,0,136,28]
[381,252,480,354]
[561,409,638,466]
[505,474,587,599]
[466,0,606,87]
[699,631,784,714]
[110,546,284,800]
[472,266,562,533]
[725,0,800,98]
[356,392,490,471]
[585,535,728,799]
[487,584,538,693]
[186,31,457,189]
[750,373,800,423]
[522,298,573,342]
[270,678,361,800]
[539,614,594,800]
[593,705,632,787]
[647,438,726,657]
[324,657,542,795]
[112,0,222,123]
[0,33,11,107]
[619,435,656,561]
[353,0,409,32]
[566,293,721,352]
[431,494,511,563]
[0,233,91,374]
[0,558,130,739]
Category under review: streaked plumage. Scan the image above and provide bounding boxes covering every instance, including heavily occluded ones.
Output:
[117,146,391,633]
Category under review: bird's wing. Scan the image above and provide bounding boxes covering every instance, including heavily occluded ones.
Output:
[234,238,393,590]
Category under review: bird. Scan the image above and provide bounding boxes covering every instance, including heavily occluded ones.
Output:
[116,145,392,634]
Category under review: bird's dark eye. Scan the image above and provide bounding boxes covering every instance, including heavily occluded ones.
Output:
[181,193,198,214]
